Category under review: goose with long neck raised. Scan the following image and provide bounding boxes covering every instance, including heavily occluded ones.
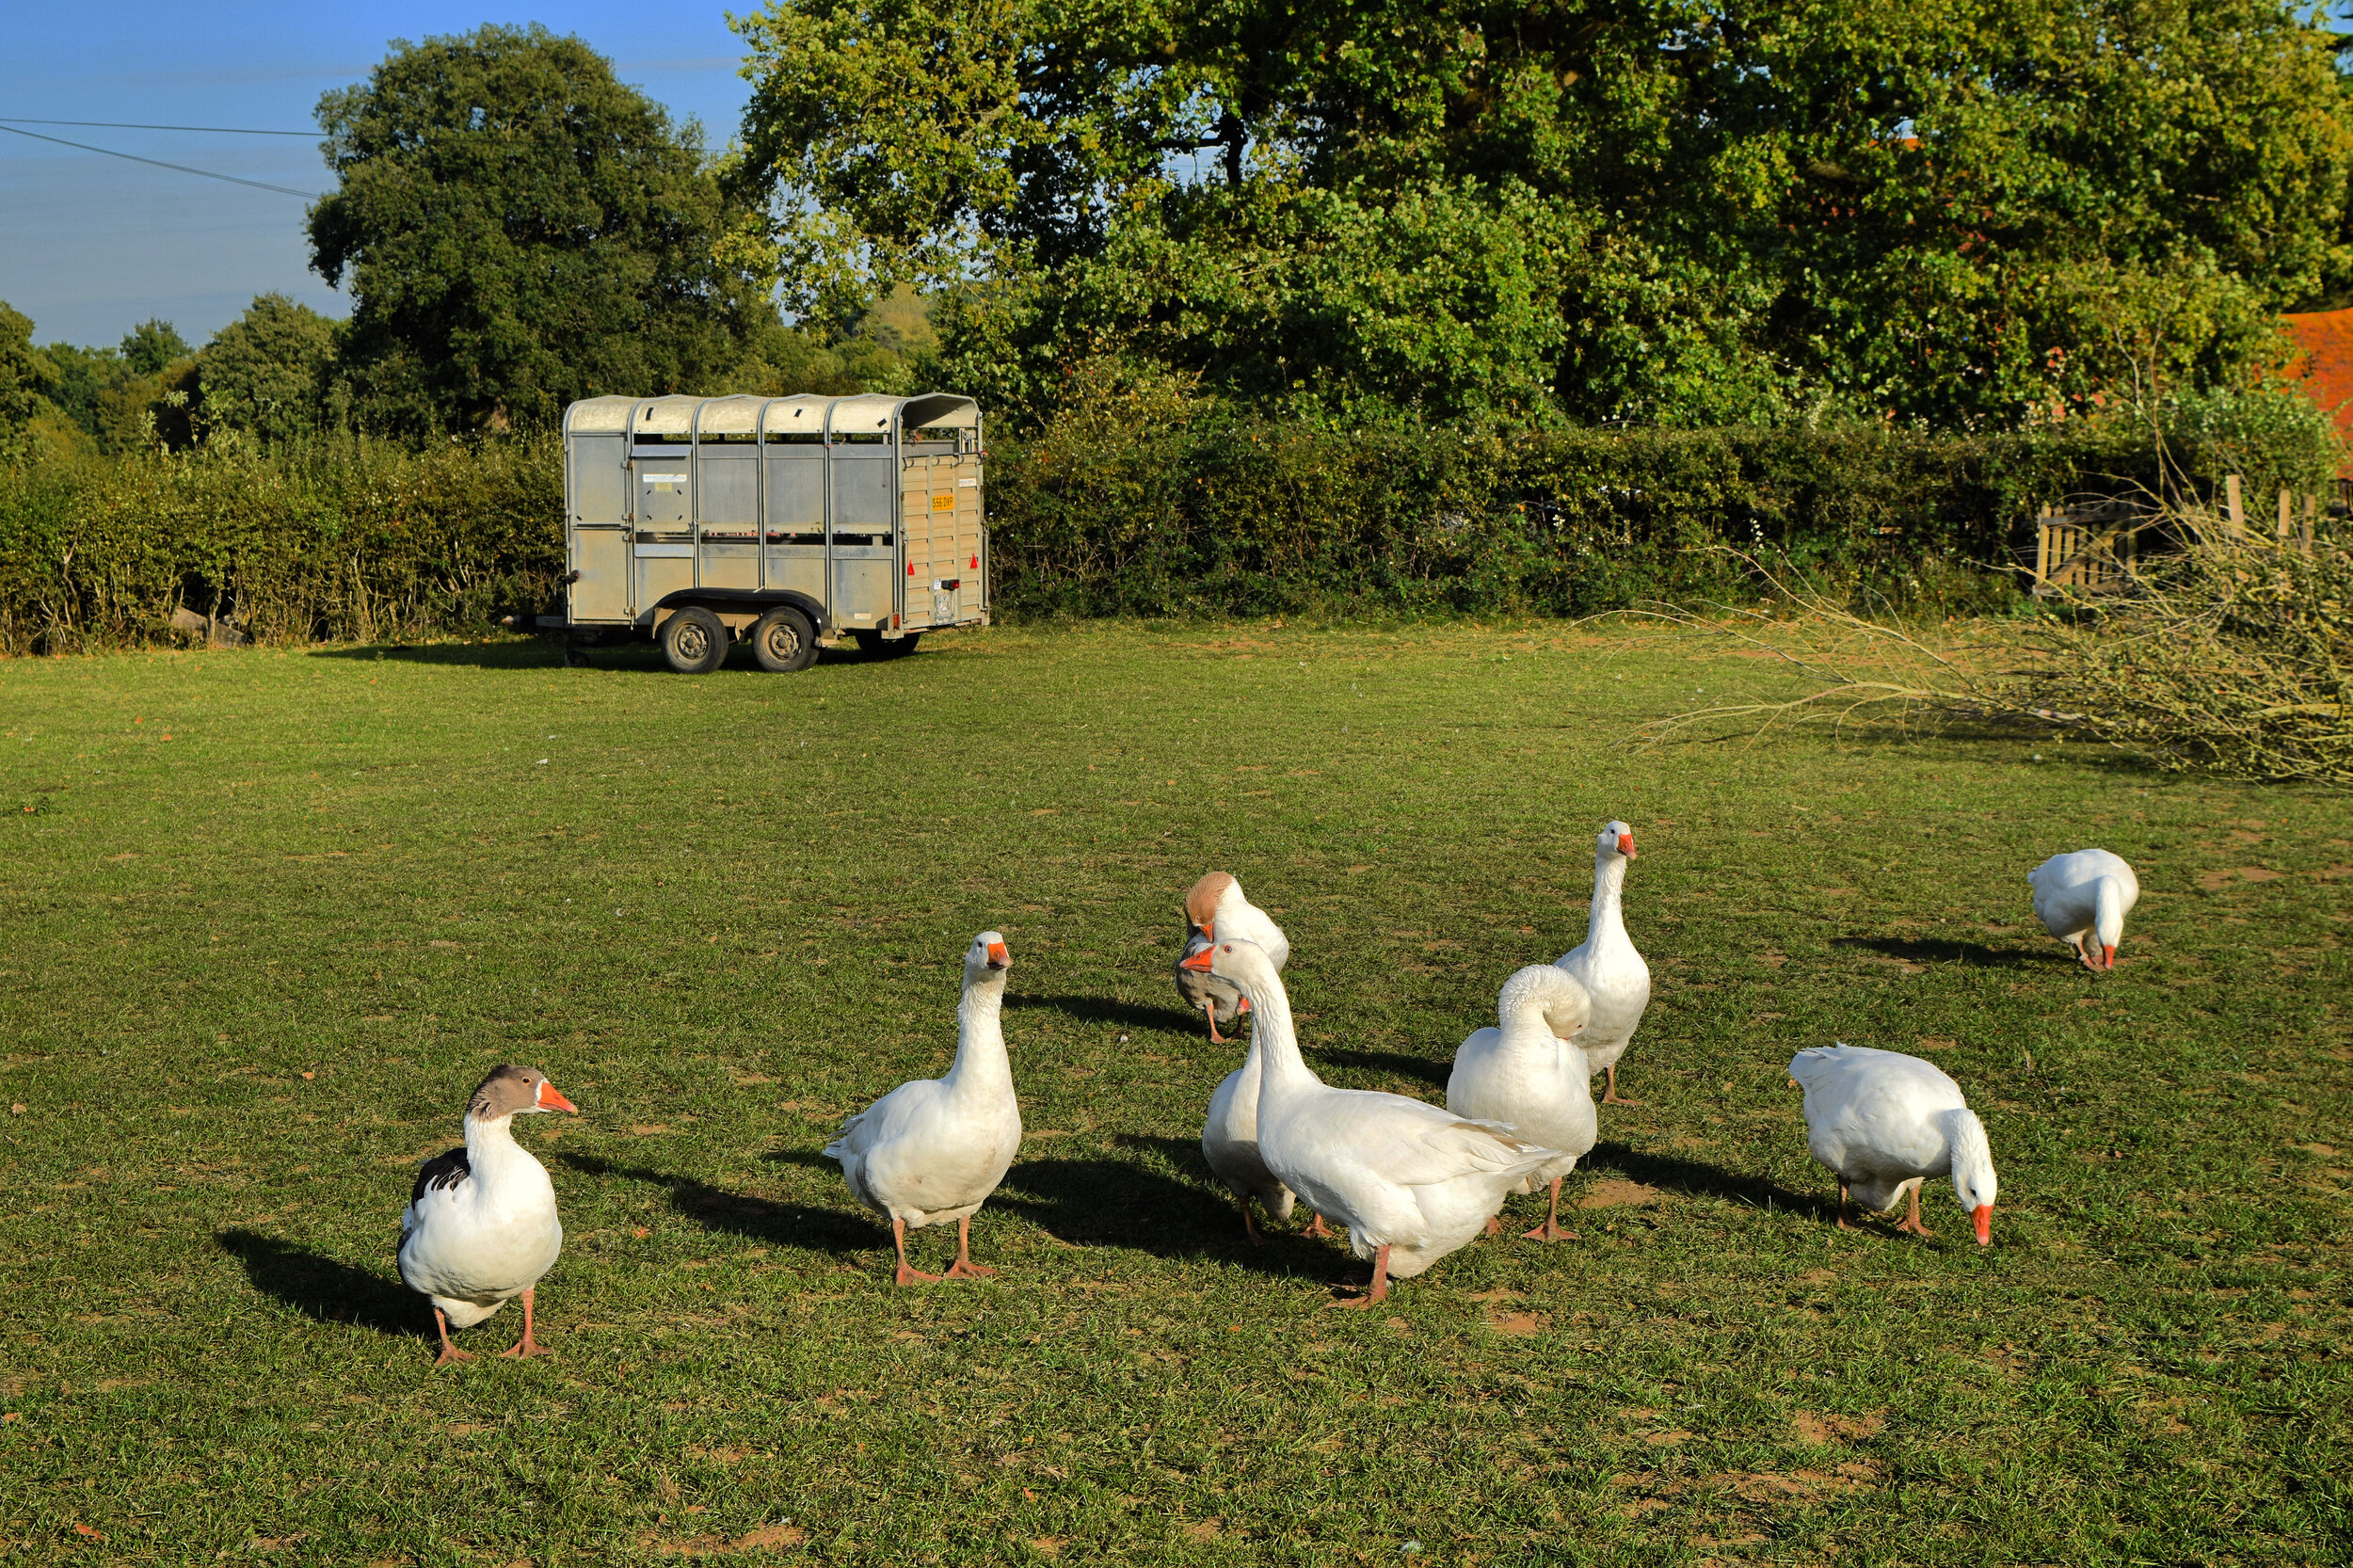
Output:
[1182,936,1559,1306]
[1788,1043,1998,1243]
[2028,848,2139,971]
[1448,965,1595,1242]
[1556,820,1652,1106]
[398,1064,579,1365]
[1174,872,1289,1043]
[826,932,1023,1285]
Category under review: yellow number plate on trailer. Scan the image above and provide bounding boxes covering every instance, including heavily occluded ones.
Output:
[931,493,954,512]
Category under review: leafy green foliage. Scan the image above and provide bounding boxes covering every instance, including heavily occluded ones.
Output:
[194,295,347,448]
[732,0,2353,431]
[0,439,561,653]
[309,24,763,436]
[0,302,45,467]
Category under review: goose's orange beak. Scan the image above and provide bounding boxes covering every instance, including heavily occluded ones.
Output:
[1972,1204,1993,1246]
[1179,947,1214,972]
[1617,832,1637,857]
[985,941,1011,969]
[537,1080,579,1113]
[2101,944,2116,970]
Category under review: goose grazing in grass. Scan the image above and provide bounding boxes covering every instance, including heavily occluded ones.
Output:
[2028,848,2139,971]
[827,932,1022,1286]
[1174,872,1288,1043]
[1788,1043,1997,1245]
[398,1064,579,1366]
[1556,820,1652,1105]
[1448,965,1595,1242]
[1182,936,1559,1306]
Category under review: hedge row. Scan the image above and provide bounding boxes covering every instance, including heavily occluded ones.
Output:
[0,420,2191,654]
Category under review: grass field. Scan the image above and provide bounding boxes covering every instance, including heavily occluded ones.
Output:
[1,618,2346,1567]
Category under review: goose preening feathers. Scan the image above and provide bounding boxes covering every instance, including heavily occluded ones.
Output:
[1183,936,1559,1306]
[1174,872,1289,1043]
[1556,820,1652,1106]
[827,932,1023,1285]
[2028,848,2139,971]
[1447,965,1595,1241]
[397,1064,578,1365]
[1788,1044,1998,1244]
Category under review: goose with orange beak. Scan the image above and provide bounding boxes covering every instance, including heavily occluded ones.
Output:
[826,932,1023,1285]
[1173,872,1289,1043]
[397,1064,579,1365]
[1554,820,1652,1106]
[1183,935,1559,1305]
[2028,848,2139,972]
[1789,1044,1998,1245]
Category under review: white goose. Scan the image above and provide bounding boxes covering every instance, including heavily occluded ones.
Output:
[1182,936,1559,1306]
[1447,965,1595,1241]
[827,932,1022,1285]
[2028,848,2139,971]
[1201,1025,1296,1242]
[1556,820,1652,1105]
[1788,1043,1998,1244]
[398,1064,578,1365]
[1173,872,1288,1043]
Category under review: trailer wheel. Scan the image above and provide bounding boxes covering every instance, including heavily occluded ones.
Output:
[748,606,818,673]
[855,630,920,661]
[661,607,728,674]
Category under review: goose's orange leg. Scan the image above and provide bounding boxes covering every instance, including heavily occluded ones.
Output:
[1835,1182,1855,1232]
[893,1217,940,1286]
[499,1288,551,1359]
[1331,1245,1392,1309]
[1522,1178,1578,1242]
[945,1215,998,1279]
[1601,1064,1641,1107]
[1303,1213,1333,1240]
[431,1308,475,1367]
[1895,1187,1935,1239]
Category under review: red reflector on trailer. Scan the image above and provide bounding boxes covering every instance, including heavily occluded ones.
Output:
[968,554,978,568]
[907,563,915,575]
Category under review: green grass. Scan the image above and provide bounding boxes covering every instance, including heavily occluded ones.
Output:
[0,619,2346,1567]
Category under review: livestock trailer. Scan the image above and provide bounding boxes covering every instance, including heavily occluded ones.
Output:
[554,392,988,673]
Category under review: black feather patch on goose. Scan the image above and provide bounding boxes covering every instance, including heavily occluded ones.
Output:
[410,1146,471,1204]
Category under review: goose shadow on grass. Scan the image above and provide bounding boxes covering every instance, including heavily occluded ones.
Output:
[216,1228,421,1338]
[1831,936,2040,969]
[555,1153,872,1255]
[987,1134,1338,1280]
[1582,1143,1821,1219]
[1007,993,1208,1035]
[1306,1047,1450,1093]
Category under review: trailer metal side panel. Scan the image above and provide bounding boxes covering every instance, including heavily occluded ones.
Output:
[560,391,987,643]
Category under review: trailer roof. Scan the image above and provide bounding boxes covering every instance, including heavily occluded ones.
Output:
[564,392,979,437]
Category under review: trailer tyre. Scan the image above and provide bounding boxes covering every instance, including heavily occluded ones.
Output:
[854,630,920,661]
[748,606,818,673]
[661,607,728,674]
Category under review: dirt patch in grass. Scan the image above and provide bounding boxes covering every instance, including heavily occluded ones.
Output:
[1578,1179,1662,1208]
[1791,1410,1884,1445]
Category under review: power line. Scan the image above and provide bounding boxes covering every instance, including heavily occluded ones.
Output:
[0,123,321,199]
[0,116,315,136]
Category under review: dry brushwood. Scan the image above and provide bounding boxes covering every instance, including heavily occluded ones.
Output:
[1637,534,2352,789]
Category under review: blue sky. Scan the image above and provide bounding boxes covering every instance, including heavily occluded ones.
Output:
[0,3,759,349]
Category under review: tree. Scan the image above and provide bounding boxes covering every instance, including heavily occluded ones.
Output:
[730,0,2352,430]
[310,24,762,436]
[0,302,50,466]
[196,294,345,446]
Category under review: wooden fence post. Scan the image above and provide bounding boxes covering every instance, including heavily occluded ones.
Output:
[2279,487,2293,541]
[2224,474,2244,535]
